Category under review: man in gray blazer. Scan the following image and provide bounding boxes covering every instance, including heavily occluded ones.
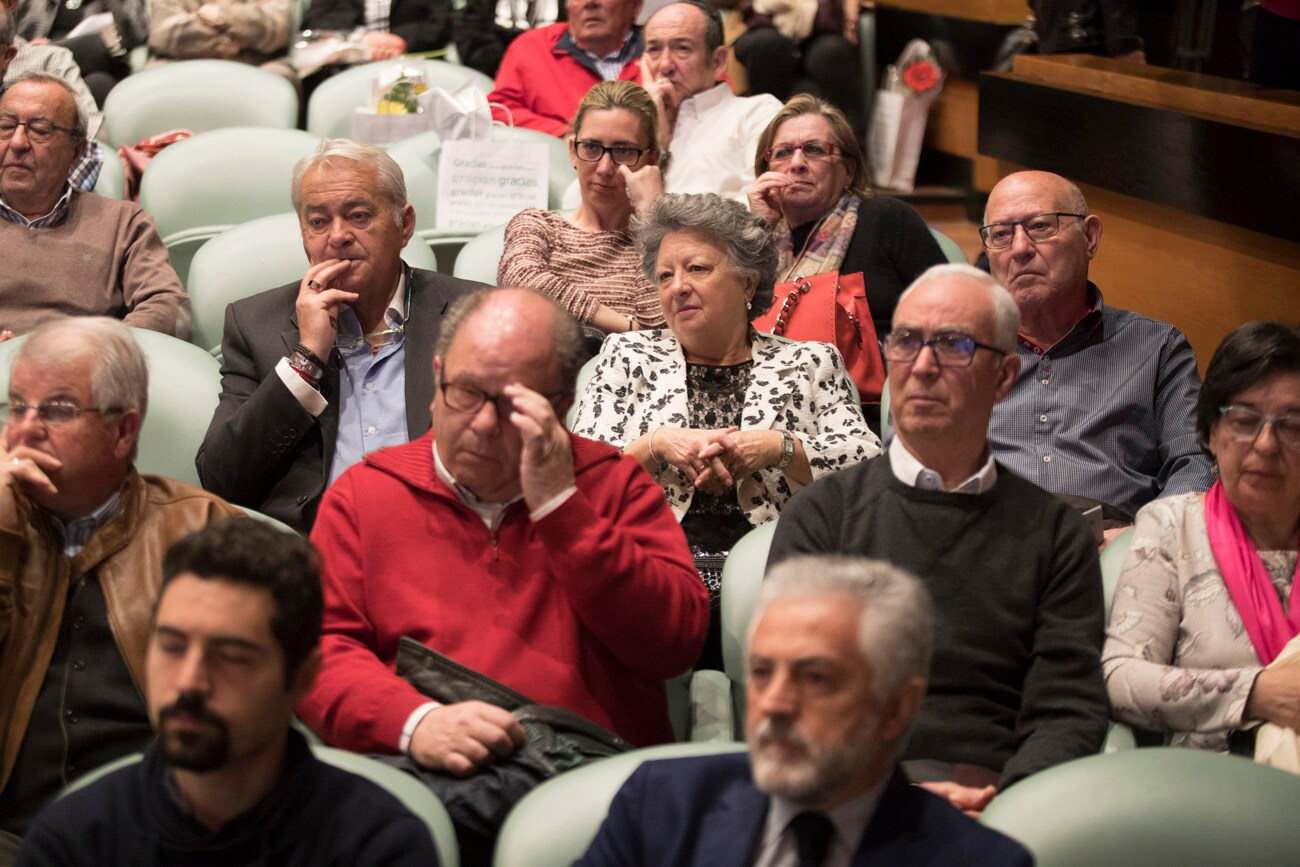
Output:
[197,139,482,531]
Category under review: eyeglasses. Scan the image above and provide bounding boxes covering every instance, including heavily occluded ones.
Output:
[0,400,120,426]
[439,382,569,416]
[978,212,1086,249]
[884,329,1005,368]
[765,140,839,164]
[572,140,651,166]
[1218,405,1300,448]
[0,117,82,144]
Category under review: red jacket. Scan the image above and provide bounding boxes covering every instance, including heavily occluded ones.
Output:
[299,432,708,752]
[488,22,643,136]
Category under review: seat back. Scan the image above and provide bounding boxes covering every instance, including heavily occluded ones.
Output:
[980,748,1300,866]
[187,212,440,355]
[720,520,778,734]
[452,222,507,285]
[929,227,968,264]
[493,742,748,867]
[59,746,459,867]
[102,60,299,148]
[312,746,460,867]
[93,147,126,200]
[139,127,322,287]
[1099,526,1135,623]
[0,330,220,487]
[306,59,494,141]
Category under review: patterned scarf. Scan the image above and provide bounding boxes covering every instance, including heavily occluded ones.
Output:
[774,193,861,282]
[1205,481,1300,664]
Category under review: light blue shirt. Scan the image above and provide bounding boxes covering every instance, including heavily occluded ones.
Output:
[326,301,409,486]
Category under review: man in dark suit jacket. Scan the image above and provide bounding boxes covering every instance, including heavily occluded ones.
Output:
[301,0,451,58]
[577,556,1034,867]
[197,140,481,531]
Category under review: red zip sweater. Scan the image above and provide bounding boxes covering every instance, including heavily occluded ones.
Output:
[488,22,642,136]
[299,431,708,752]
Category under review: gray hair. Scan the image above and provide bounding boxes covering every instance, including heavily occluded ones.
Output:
[754,556,933,705]
[0,4,15,48]
[14,318,149,458]
[647,0,724,53]
[433,288,586,391]
[897,263,1020,352]
[291,138,408,227]
[633,193,778,319]
[8,71,87,138]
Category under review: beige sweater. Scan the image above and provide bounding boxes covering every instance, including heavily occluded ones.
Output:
[148,0,293,64]
[0,191,189,337]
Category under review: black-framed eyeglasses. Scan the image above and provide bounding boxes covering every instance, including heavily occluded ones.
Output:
[1218,405,1300,448]
[884,329,1005,368]
[439,382,569,416]
[978,212,1086,249]
[0,117,82,144]
[0,400,121,426]
[764,140,839,164]
[572,140,651,166]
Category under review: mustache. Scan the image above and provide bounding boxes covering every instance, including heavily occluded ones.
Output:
[158,692,227,729]
[752,717,811,750]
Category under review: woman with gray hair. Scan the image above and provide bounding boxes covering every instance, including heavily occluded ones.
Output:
[572,192,880,669]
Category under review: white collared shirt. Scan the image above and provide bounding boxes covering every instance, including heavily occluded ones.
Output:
[888,437,997,494]
[751,780,888,867]
[665,83,782,203]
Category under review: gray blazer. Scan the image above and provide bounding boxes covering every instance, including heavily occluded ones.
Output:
[196,265,480,531]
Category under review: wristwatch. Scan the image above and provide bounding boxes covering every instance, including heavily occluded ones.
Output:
[776,430,795,470]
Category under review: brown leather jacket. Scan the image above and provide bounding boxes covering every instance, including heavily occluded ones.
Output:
[0,471,242,792]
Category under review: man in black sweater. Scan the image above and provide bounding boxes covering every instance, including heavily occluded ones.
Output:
[769,263,1107,817]
[16,520,438,866]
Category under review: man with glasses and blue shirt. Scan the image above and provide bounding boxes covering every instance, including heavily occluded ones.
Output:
[197,139,483,532]
[981,170,1213,536]
[0,318,240,865]
[297,287,708,861]
[769,263,1108,818]
[0,71,186,339]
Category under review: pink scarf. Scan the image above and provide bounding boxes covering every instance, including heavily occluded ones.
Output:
[1205,481,1300,665]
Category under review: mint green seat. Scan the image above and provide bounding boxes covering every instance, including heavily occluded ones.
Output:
[452,221,507,285]
[719,520,778,737]
[0,330,219,487]
[306,59,494,141]
[981,748,1300,866]
[93,146,125,200]
[139,127,322,288]
[930,227,968,264]
[493,742,747,867]
[61,745,459,866]
[1100,526,1136,623]
[188,212,439,356]
[102,60,299,148]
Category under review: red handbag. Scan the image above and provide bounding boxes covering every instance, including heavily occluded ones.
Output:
[752,271,885,404]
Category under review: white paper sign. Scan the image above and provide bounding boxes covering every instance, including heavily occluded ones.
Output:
[435,140,549,232]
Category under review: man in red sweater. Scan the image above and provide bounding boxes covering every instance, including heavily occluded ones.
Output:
[488,0,644,136]
[299,288,708,854]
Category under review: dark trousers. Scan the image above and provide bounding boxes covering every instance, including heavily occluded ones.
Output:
[1248,6,1300,91]
[55,33,129,107]
[733,27,864,134]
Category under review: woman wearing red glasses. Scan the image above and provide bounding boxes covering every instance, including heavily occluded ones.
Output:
[748,94,945,343]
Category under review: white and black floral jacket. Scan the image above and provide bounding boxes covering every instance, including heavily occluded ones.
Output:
[572,328,881,526]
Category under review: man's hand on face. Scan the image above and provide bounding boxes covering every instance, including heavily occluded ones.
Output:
[502,382,574,511]
[0,425,62,504]
[295,259,360,360]
[639,57,681,144]
[408,701,527,775]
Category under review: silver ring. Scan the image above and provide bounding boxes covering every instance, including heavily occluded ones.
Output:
[307,279,322,291]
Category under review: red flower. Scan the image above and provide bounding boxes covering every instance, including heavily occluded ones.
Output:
[902,60,941,94]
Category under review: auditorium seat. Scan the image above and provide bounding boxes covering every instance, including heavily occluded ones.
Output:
[930,227,968,264]
[102,60,300,148]
[718,520,778,738]
[1100,526,1135,623]
[981,748,1300,866]
[60,745,460,865]
[493,742,748,867]
[187,211,439,356]
[0,330,220,487]
[452,221,507,285]
[139,127,322,288]
[93,148,125,200]
[305,58,494,141]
